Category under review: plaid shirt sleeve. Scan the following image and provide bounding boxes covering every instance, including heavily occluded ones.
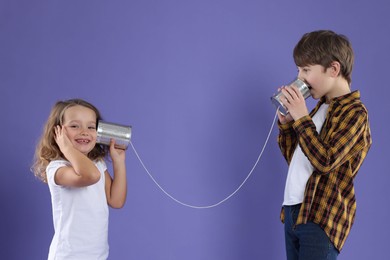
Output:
[293,106,371,176]
[277,120,297,164]
[278,91,372,252]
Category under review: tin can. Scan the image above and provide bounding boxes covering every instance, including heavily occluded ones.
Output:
[270,78,311,115]
[97,121,132,150]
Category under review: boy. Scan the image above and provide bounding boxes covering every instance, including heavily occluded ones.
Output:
[277,30,372,259]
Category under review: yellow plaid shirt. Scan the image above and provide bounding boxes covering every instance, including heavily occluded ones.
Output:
[278,90,372,251]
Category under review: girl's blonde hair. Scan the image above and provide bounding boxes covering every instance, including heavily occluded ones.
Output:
[31,99,108,183]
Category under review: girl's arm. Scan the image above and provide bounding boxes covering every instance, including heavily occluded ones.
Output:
[54,125,101,187]
[105,139,127,208]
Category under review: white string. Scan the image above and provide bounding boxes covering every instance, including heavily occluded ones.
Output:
[130,111,279,209]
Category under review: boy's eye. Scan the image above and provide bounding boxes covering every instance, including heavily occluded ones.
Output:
[298,67,309,73]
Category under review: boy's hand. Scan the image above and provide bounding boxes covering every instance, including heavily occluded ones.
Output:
[280,85,309,121]
[277,109,294,124]
[276,86,294,124]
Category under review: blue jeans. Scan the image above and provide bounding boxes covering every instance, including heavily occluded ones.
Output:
[284,204,339,260]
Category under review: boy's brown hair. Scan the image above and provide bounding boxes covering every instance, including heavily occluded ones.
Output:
[293,30,354,85]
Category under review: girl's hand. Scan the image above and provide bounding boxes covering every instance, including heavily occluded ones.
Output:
[109,139,126,163]
[54,125,74,152]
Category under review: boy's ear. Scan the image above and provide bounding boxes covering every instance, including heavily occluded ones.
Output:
[328,61,341,77]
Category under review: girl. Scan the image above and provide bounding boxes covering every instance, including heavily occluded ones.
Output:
[32,98,127,260]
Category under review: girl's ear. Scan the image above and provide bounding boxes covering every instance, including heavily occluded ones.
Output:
[328,61,341,78]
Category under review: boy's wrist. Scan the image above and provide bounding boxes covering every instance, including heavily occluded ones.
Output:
[278,119,294,132]
[292,115,313,133]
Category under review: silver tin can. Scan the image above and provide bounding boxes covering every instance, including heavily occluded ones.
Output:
[97,121,132,150]
[270,78,311,115]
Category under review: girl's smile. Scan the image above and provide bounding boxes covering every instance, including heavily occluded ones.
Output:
[62,105,97,155]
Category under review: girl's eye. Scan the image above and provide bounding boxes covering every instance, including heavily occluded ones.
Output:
[70,125,79,128]
[88,126,96,130]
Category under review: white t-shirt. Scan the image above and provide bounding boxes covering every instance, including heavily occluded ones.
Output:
[46,159,109,260]
[283,103,329,206]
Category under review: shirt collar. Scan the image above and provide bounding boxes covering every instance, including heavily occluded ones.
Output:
[319,90,361,106]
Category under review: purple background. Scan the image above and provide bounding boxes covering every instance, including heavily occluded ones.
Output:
[1,0,388,259]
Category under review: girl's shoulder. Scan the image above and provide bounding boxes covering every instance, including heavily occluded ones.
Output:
[46,159,70,187]
[94,159,107,173]
[47,159,70,172]
[46,159,107,184]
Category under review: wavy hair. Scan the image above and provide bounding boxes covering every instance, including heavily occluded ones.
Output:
[31,99,108,183]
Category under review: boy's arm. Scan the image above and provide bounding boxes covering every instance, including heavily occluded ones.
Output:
[105,140,127,208]
[293,106,371,175]
[277,120,297,164]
